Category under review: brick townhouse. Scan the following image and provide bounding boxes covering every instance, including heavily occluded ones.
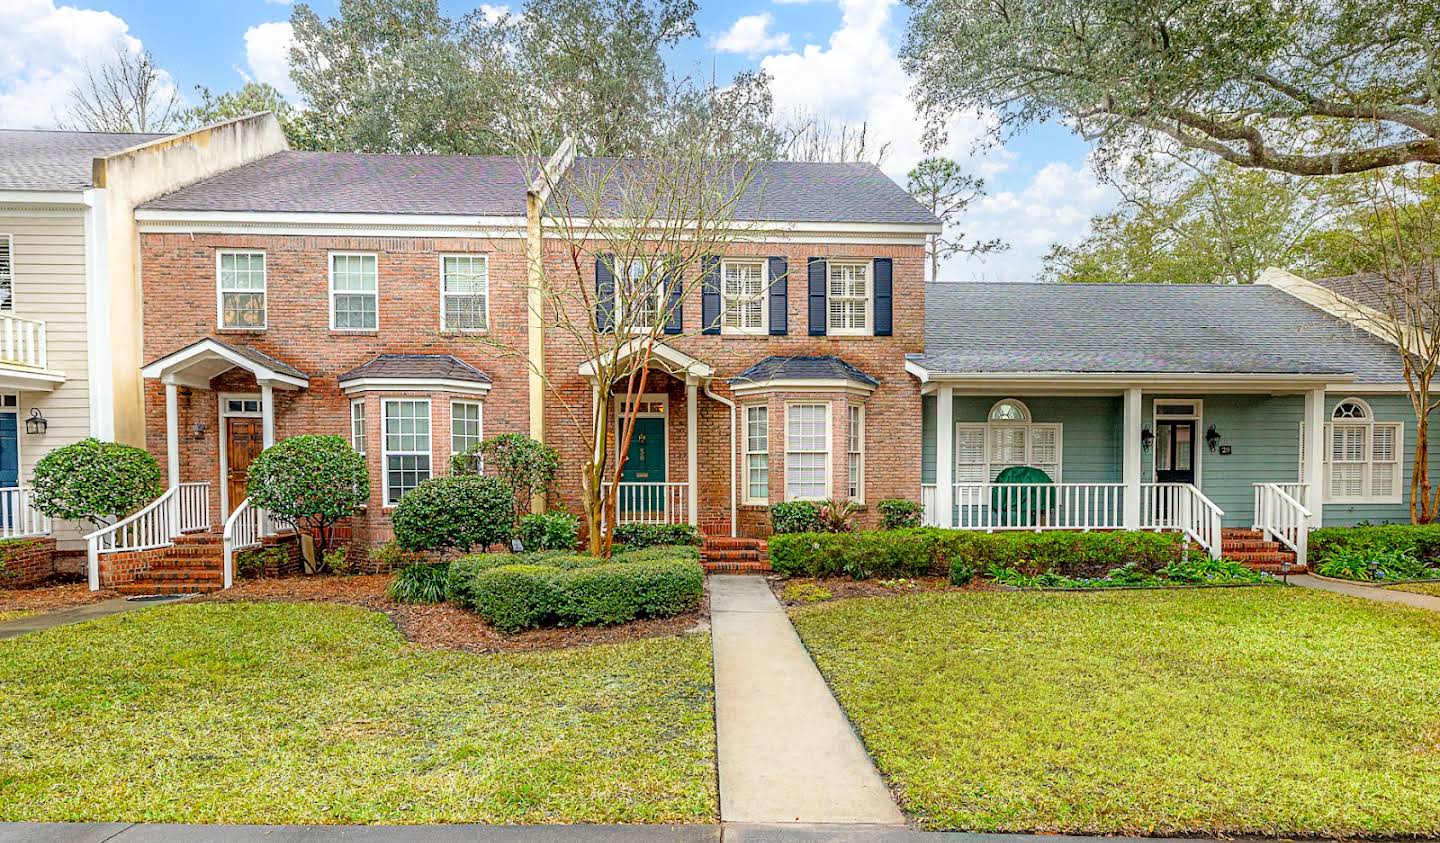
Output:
[131,150,940,562]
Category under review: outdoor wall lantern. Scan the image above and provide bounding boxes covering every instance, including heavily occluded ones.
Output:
[192,421,208,439]
[1206,424,1222,452]
[24,408,46,435]
[1140,426,1154,452]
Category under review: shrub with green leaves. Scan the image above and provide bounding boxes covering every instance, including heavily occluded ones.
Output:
[460,557,703,632]
[517,510,580,551]
[1310,524,1440,569]
[1160,557,1267,584]
[30,438,162,528]
[387,562,452,603]
[455,433,559,523]
[876,498,924,530]
[613,544,701,563]
[1314,547,1439,581]
[245,435,367,550]
[391,475,513,553]
[769,501,822,534]
[611,522,701,549]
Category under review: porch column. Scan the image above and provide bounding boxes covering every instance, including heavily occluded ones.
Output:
[686,379,699,527]
[260,381,275,449]
[935,385,954,528]
[1122,387,1142,529]
[164,379,180,488]
[1304,388,1325,527]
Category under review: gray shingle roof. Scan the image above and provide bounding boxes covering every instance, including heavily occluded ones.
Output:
[338,354,492,384]
[730,355,879,387]
[916,282,1407,383]
[1315,266,1438,329]
[140,152,941,226]
[0,129,166,191]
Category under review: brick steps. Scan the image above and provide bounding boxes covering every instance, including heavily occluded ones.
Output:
[117,533,226,595]
[1220,529,1303,574]
[701,536,769,573]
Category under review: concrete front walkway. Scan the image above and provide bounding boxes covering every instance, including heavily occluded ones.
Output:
[1291,573,1440,611]
[710,575,904,826]
[0,597,184,641]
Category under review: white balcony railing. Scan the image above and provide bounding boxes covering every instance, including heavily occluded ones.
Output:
[1141,482,1224,559]
[85,482,212,590]
[602,481,688,526]
[0,486,50,539]
[1253,482,1311,568]
[0,314,47,369]
[222,496,290,590]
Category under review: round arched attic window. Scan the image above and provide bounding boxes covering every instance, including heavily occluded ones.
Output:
[989,399,1031,422]
[1332,399,1372,421]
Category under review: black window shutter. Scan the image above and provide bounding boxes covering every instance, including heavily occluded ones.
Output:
[807,258,827,336]
[767,257,788,335]
[873,257,893,337]
[664,258,683,334]
[595,254,616,333]
[701,255,721,335]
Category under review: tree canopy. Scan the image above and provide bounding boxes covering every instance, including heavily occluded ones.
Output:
[179,82,317,149]
[903,0,1440,176]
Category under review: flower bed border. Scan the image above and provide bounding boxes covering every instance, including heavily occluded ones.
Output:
[1307,571,1440,588]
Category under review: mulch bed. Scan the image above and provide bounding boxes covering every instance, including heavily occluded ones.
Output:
[0,580,120,614]
[770,574,991,606]
[198,574,709,654]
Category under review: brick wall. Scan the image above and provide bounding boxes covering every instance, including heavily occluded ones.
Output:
[0,538,57,588]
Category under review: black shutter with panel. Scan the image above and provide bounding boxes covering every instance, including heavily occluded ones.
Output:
[664,258,683,334]
[873,257,893,336]
[701,255,721,335]
[807,257,827,336]
[595,254,616,332]
[767,256,788,335]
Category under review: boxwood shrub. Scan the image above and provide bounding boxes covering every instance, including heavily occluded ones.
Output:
[769,527,1185,581]
[1310,523,1440,568]
[769,501,822,534]
[610,522,701,548]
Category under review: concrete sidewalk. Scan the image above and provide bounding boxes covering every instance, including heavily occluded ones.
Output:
[0,598,177,641]
[710,575,904,826]
[1290,573,1440,611]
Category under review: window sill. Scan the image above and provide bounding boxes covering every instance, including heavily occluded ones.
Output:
[439,329,489,337]
[330,330,379,337]
[823,331,876,339]
[217,327,267,334]
[1325,497,1402,506]
[740,502,768,510]
[721,329,769,338]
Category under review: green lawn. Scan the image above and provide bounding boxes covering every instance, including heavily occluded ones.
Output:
[1388,581,1440,598]
[0,602,716,824]
[791,588,1440,836]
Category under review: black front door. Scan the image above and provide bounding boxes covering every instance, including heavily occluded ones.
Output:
[1155,421,1196,484]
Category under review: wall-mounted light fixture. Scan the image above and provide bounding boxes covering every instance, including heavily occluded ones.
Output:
[1140,426,1154,452]
[192,421,207,439]
[24,408,46,435]
[1206,424,1222,453]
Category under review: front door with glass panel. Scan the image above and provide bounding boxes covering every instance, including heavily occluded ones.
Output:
[620,416,666,515]
[1155,421,1196,484]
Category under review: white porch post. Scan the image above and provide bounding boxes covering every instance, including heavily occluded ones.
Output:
[1123,387,1142,529]
[1304,388,1325,528]
[935,385,954,528]
[260,381,275,449]
[164,379,180,488]
[686,379,699,527]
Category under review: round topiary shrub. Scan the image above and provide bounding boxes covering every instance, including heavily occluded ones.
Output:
[30,438,163,527]
[391,474,513,553]
[245,435,367,550]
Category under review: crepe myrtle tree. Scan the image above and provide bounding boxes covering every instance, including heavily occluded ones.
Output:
[245,435,368,551]
[30,438,163,529]
[473,84,763,557]
[903,0,1440,177]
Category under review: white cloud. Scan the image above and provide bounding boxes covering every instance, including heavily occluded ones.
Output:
[0,0,160,128]
[714,13,791,56]
[478,4,511,24]
[243,20,297,99]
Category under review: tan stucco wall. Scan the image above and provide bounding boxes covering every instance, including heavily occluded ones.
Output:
[96,113,288,445]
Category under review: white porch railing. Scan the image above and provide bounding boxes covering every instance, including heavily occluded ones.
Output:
[0,487,50,539]
[1141,482,1224,559]
[602,481,688,526]
[1253,482,1311,569]
[85,482,212,590]
[222,496,290,590]
[0,314,48,369]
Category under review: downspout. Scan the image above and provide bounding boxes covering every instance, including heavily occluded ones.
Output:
[703,380,737,537]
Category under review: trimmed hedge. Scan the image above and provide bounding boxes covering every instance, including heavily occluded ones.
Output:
[769,501,822,534]
[1310,524,1440,567]
[610,522,701,548]
[613,544,702,562]
[769,527,1185,581]
[454,557,704,632]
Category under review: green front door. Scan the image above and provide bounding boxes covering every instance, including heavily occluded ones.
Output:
[620,417,666,514]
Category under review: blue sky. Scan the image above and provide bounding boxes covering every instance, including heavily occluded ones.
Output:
[1,0,1118,281]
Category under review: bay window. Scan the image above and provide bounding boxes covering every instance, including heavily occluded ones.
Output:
[744,405,769,504]
[383,399,430,505]
[785,403,830,501]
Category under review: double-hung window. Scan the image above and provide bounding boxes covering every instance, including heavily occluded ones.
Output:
[827,261,870,335]
[722,259,767,334]
[1322,399,1402,503]
[217,251,266,329]
[785,403,830,501]
[0,234,13,312]
[383,399,431,505]
[744,405,769,504]
[330,253,378,330]
[441,255,489,332]
[350,400,366,455]
[847,405,864,501]
[451,400,483,470]
[618,258,662,331]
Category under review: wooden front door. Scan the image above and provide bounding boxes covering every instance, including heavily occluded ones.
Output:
[226,417,264,513]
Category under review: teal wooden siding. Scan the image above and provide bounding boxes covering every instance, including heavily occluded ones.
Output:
[922,395,1121,485]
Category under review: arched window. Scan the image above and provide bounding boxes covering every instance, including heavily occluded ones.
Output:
[1321,398,1401,503]
[955,399,1060,495]
[988,399,1031,422]
[1332,399,1370,420]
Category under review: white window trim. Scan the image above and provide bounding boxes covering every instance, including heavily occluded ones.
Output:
[784,402,831,502]
[743,403,769,505]
[615,257,665,334]
[721,258,769,336]
[450,399,484,465]
[0,233,13,312]
[382,398,431,507]
[439,253,490,333]
[328,251,379,332]
[826,259,872,337]
[988,398,1032,422]
[1319,398,1403,504]
[350,399,366,455]
[216,249,267,330]
[848,404,865,503]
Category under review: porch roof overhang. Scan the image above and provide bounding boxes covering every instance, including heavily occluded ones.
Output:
[906,358,1349,395]
[577,338,714,382]
[0,364,66,392]
[140,337,309,390]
